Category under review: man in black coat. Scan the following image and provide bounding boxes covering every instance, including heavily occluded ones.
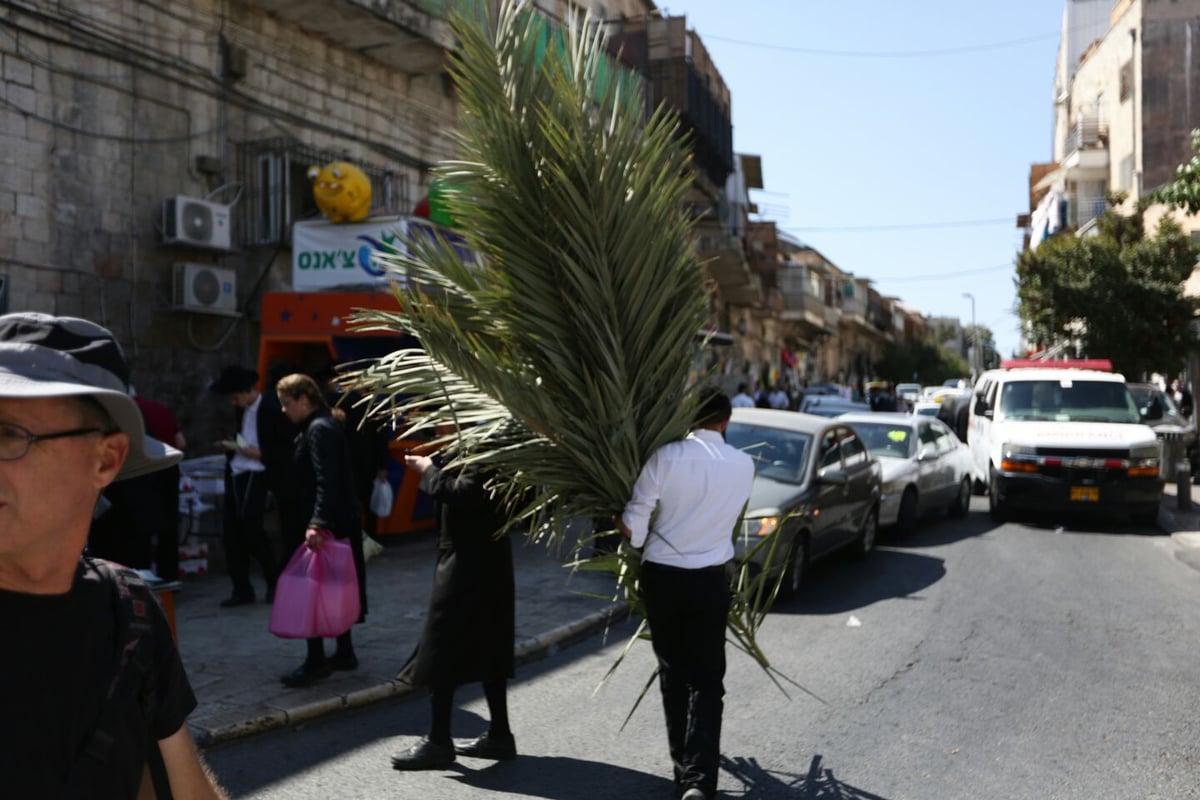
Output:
[208,365,297,607]
[390,455,516,770]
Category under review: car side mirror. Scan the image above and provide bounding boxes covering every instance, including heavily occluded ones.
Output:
[917,444,937,461]
[817,466,849,485]
[973,396,988,416]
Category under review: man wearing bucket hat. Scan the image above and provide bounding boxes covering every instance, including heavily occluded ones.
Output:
[0,313,227,797]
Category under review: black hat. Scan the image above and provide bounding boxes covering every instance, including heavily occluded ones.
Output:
[0,312,181,479]
[209,365,259,394]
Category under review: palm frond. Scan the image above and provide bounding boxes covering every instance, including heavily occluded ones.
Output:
[342,0,802,701]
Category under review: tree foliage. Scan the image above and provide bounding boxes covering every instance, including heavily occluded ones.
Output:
[875,335,969,386]
[1154,129,1200,214]
[1016,197,1198,378]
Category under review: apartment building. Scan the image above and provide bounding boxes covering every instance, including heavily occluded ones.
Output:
[1026,0,1200,244]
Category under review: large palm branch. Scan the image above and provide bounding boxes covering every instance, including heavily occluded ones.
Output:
[345,0,800,698]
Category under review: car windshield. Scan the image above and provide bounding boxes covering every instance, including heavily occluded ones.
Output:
[847,422,915,459]
[998,379,1141,423]
[725,422,812,484]
[1129,385,1185,422]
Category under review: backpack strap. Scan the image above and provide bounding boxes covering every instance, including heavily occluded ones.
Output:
[61,558,157,798]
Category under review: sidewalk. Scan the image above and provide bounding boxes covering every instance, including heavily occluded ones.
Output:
[1160,479,1200,572]
[175,527,625,747]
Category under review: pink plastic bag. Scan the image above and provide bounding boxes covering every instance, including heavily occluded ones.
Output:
[269,533,361,639]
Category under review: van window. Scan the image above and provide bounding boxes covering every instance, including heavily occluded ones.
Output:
[998,379,1140,423]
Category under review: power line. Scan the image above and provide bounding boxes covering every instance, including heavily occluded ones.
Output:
[700,31,1058,58]
[871,263,1015,283]
[782,218,1012,233]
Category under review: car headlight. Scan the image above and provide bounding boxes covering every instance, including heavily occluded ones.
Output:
[882,479,904,496]
[742,517,779,538]
[1130,442,1161,460]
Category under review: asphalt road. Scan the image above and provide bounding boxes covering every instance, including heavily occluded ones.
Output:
[204,498,1200,799]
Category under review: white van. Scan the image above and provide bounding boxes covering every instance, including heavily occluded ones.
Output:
[968,360,1163,523]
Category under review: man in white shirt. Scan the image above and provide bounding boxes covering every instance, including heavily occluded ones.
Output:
[730,383,754,409]
[767,384,790,410]
[209,365,293,608]
[617,389,754,800]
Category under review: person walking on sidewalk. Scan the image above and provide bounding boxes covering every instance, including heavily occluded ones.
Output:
[276,373,365,688]
[390,453,516,771]
[0,312,227,799]
[616,388,754,800]
[208,365,293,607]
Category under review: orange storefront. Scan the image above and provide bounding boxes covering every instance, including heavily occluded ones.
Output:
[257,290,435,536]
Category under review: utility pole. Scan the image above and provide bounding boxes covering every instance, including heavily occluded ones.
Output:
[962,292,976,378]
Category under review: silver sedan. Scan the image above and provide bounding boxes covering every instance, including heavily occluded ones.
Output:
[837,412,973,532]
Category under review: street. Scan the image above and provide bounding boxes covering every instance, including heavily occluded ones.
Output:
[204,498,1200,799]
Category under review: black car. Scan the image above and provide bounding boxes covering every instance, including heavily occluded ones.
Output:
[726,409,882,599]
[1128,382,1199,476]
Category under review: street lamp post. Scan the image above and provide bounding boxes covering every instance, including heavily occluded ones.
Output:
[962,292,976,378]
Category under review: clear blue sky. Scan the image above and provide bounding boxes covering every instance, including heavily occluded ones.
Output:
[671,0,1069,359]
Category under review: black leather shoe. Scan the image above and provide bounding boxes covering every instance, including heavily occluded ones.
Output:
[454,730,517,761]
[391,737,455,770]
[280,660,332,688]
[329,651,359,671]
[219,594,255,608]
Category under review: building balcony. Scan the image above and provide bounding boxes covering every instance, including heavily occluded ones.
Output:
[238,0,452,74]
[607,18,734,187]
[1067,193,1107,228]
[779,290,830,334]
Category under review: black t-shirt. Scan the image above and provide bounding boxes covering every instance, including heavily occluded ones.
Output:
[0,559,197,799]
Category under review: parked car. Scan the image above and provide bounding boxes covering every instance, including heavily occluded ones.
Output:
[725,409,882,599]
[838,412,973,531]
[1127,382,1199,476]
[895,382,922,406]
[911,401,941,417]
[800,395,870,418]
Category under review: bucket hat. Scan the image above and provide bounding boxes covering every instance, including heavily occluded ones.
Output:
[0,313,182,479]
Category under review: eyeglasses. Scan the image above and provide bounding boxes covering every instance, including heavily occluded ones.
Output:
[0,422,110,461]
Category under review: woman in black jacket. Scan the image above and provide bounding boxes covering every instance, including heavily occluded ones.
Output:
[275,373,366,688]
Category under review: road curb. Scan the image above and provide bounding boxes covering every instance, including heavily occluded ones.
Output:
[193,602,629,748]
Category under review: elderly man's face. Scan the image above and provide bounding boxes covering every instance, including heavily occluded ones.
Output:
[0,397,127,566]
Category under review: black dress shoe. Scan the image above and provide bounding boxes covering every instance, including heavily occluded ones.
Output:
[280,660,332,688]
[329,651,359,671]
[219,594,255,608]
[391,737,455,770]
[454,730,517,761]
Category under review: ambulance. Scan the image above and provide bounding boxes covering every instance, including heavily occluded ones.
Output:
[968,360,1163,523]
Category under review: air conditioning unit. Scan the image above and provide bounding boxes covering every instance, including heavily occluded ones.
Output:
[161,195,233,252]
[173,263,238,316]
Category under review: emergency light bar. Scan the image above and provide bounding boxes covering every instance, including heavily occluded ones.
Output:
[1000,359,1113,371]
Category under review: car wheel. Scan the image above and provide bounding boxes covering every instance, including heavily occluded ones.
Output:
[896,488,919,533]
[777,535,808,600]
[852,507,878,559]
[949,477,972,518]
[988,467,1008,522]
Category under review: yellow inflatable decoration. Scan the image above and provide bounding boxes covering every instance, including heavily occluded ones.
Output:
[307,161,372,223]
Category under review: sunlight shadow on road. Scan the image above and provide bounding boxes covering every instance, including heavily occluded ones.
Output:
[721,753,892,799]
[770,549,946,616]
[448,754,672,798]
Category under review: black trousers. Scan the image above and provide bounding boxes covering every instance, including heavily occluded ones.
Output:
[223,470,278,598]
[640,560,730,797]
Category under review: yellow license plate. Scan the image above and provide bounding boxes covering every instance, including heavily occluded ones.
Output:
[1070,486,1099,502]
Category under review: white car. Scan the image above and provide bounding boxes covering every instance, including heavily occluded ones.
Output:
[839,412,974,531]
